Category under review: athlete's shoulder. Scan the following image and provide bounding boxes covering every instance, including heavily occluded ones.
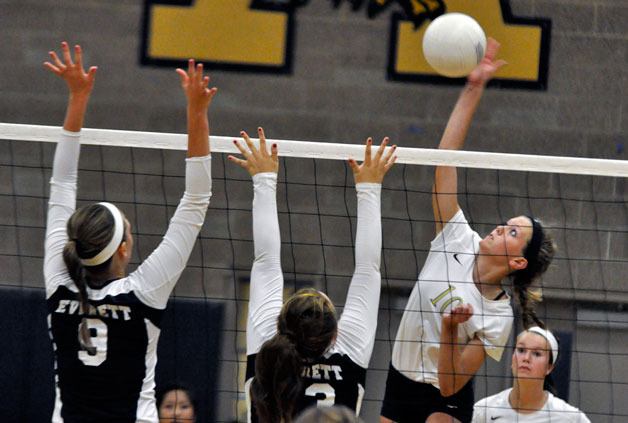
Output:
[474,388,510,409]
[547,394,590,422]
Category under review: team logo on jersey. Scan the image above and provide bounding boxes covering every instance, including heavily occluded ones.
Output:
[141,0,550,89]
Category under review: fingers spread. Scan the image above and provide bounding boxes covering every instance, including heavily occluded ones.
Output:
[175,68,188,86]
[43,62,61,74]
[347,158,359,174]
[74,45,83,70]
[187,59,195,78]
[363,137,373,165]
[227,155,247,168]
[233,139,250,157]
[375,137,388,161]
[61,41,73,66]
[195,63,203,84]
[257,127,267,154]
[270,143,278,162]
[86,66,98,80]
[242,131,258,156]
[485,38,501,61]
[49,51,65,69]
[383,145,397,171]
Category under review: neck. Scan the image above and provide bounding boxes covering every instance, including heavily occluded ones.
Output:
[510,380,547,414]
[473,256,506,299]
[86,264,125,288]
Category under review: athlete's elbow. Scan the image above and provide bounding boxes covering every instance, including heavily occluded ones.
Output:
[437,374,458,397]
[439,384,456,397]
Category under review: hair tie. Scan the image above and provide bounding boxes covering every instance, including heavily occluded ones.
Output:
[523,215,543,265]
[79,202,124,266]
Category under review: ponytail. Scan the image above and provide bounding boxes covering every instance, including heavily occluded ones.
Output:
[511,218,556,329]
[63,239,96,355]
[62,203,126,356]
[513,282,544,329]
[252,288,337,422]
[252,334,303,423]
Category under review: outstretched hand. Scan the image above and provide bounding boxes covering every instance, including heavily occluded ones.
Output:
[176,59,218,110]
[229,127,279,176]
[44,42,97,98]
[443,303,474,326]
[348,137,396,184]
[467,38,507,87]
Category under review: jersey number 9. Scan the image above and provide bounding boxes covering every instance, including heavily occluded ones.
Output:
[78,318,108,366]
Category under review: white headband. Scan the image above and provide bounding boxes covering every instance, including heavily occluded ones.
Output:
[526,326,559,364]
[79,202,125,267]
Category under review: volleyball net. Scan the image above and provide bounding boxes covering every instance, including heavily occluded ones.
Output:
[1,123,626,422]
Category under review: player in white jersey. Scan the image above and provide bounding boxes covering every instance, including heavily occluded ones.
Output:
[229,131,396,422]
[473,327,591,422]
[43,42,216,422]
[380,39,556,423]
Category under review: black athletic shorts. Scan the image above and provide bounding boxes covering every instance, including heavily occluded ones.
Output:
[380,364,474,423]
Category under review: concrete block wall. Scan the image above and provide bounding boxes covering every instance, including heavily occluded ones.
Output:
[1,1,626,422]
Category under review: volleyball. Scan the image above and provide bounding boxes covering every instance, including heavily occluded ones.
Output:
[422,13,487,77]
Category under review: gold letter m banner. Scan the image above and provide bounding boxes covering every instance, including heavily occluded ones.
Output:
[141,0,551,89]
[141,0,296,72]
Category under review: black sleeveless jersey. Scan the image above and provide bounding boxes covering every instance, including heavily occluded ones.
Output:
[245,351,367,422]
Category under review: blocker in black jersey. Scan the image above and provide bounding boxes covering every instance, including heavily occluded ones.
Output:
[43,44,215,423]
[246,352,367,420]
[230,134,394,422]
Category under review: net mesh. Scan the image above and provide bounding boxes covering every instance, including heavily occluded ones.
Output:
[0,124,627,422]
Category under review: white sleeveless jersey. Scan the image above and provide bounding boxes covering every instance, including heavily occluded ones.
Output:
[473,388,591,422]
[44,130,212,423]
[244,174,382,421]
[391,209,514,387]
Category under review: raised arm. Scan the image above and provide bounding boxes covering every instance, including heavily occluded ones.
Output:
[433,38,506,234]
[438,304,486,396]
[229,128,284,355]
[44,42,97,132]
[43,42,97,296]
[176,59,218,157]
[131,61,215,308]
[336,138,396,368]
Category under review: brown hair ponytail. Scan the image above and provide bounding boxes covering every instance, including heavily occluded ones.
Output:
[511,218,556,329]
[252,288,338,422]
[252,334,303,423]
[63,239,96,354]
[62,203,124,355]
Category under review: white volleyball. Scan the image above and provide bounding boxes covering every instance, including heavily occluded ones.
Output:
[422,13,487,78]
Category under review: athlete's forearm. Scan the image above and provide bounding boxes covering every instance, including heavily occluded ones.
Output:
[438,319,466,396]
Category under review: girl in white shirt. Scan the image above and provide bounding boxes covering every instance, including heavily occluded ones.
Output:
[380,39,556,423]
[229,131,396,422]
[473,327,590,422]
[44,42,215,422]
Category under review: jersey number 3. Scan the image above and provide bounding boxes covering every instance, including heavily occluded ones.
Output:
[78,318,108,366]
[305,383,335,406]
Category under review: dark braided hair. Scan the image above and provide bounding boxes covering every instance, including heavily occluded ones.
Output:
[251,288,338,423]
[511,217,555,329]
[63,203,126,354]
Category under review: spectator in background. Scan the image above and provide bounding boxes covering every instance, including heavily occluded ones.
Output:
[157,383,197,423]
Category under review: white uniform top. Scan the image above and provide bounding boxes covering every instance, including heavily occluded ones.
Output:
[391,209,514,387]
[44,130,212,423]
[245,173,382,418]
[473,388,591,422]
